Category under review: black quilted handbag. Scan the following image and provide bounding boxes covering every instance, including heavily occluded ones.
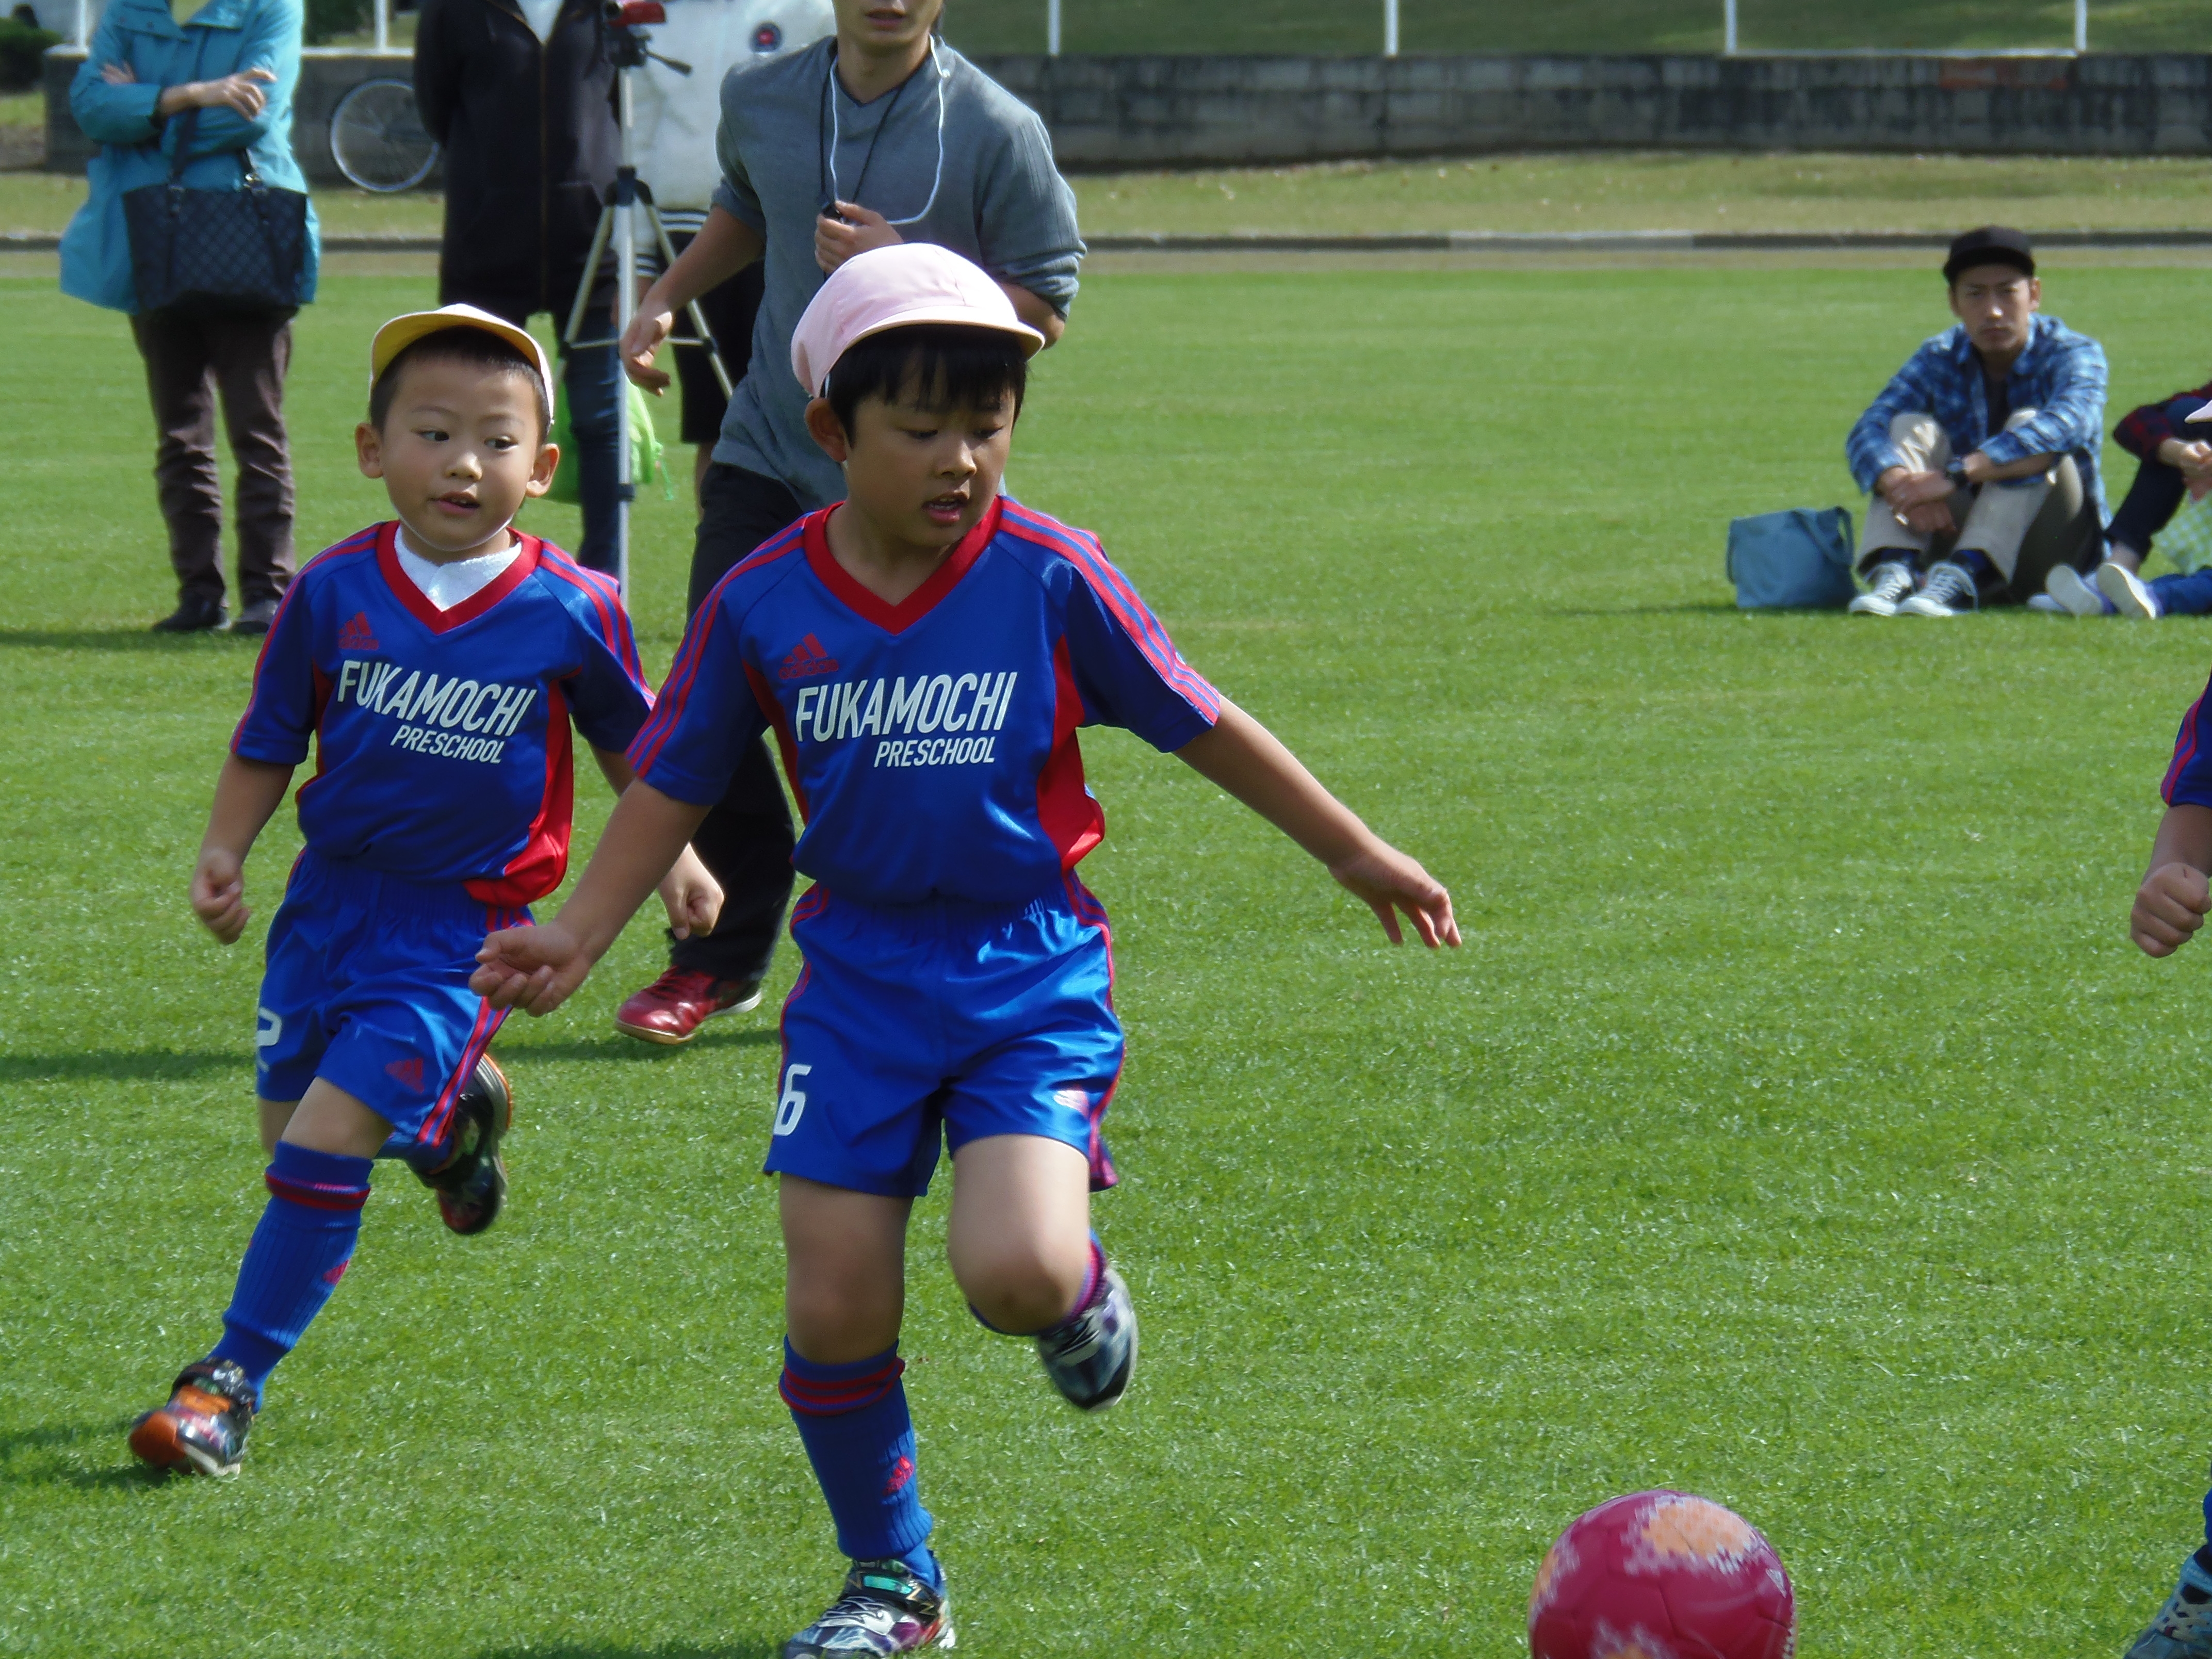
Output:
[122,106,308,314]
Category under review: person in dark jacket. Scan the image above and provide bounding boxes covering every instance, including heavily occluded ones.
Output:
[414,0,623,572]
[2069,382,2212,618]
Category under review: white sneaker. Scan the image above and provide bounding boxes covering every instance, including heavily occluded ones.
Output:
[2026,594,2067,613]
[1898,560,1980,616]
[2099,561,2162,619]
[1848,559,1916,616]
[2045,564,2116,616]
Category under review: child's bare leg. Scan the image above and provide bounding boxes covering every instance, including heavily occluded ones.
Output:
[780,1175,911,1361]
[945,1134,1092,1332]
[254,1079,389,1157]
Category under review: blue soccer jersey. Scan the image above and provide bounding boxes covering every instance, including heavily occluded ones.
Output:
[233,523,655,906]
[2167,678,2212,809]
[629,498,1220,906]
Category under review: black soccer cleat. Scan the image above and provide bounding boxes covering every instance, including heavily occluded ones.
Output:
[782,1557,954,1656]
[414,1054,512,1235]
[128,1358,257,1477]
[1035,1262,1137,1412]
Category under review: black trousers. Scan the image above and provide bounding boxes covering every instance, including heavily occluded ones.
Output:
[131,304,297,609]
[666,461,807,983]
[2109,396,2208,555]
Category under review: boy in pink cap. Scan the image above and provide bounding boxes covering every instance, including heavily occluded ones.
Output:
[128,305,720,1478]
[474,246,1457,1655]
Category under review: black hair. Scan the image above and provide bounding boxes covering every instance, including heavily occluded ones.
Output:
[369,327,550,438]
[823,323,1027,441]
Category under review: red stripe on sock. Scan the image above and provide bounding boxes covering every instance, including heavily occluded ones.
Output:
[780,1357,905,1417]
[264,1173,370,1212]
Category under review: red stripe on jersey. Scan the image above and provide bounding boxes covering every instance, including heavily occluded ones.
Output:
[802,499,1001,635]
[999,503,1220,718]
[2166,693,2207,803]
[231,530,378,756]
[375,523,543,633]
[419,992,503,1150]
[540,550,653,707]
[746,663,810,822]
[630,529,808,777]
[1036,637,1104,870]
[467,681,572,906]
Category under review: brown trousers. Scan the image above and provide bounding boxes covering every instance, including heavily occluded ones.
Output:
[130,304,298,608]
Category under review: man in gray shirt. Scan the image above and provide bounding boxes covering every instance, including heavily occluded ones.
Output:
[612,0,1084,1045]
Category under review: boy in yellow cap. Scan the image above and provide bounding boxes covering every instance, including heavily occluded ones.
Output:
[129,305,721,1477]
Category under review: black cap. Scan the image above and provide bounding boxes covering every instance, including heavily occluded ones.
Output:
[1944,225,2036,283]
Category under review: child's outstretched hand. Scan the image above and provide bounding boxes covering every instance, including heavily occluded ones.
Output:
[1329,840,1460,948]
[660,848,723,940]
[191,847,252,944]
[2132,861,2210,956]
[471,922,593,1015]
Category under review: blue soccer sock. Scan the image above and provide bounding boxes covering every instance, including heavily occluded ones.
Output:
[209,1142,371,1402]
[781,1339,938,1582]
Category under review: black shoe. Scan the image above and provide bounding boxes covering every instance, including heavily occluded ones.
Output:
[128,1358,257,1476]
[782,1558,953,1657]
[152,596,226,633]
[415,1054,512,1235]
[229,597,280,635]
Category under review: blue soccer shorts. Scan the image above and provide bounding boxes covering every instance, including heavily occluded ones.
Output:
[768,878,1124,1198]
[255,850,521,1150]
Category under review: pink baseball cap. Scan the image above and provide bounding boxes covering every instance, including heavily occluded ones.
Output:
[790,243,1045,398]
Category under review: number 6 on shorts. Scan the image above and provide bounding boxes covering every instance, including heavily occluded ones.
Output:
[775,1064,812,1135]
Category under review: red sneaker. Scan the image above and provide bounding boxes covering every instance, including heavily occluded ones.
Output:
[613,967,763,1045]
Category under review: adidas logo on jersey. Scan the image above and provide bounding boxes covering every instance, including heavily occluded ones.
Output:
[778,633,839,680]
[385,1056,426,1092]
[337,612,380,652]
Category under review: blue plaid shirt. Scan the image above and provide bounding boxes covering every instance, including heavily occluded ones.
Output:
[1845,314,2109,522]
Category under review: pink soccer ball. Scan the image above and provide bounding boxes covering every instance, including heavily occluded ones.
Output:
[1527,1490,1796,1659]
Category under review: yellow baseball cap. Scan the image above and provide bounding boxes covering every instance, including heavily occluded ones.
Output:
[369,303,556,416]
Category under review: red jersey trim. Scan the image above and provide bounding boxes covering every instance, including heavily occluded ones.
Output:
[746,663,810,822]
[376,522,544,634]
[801,497,1002,636]
[466,680,572,906]
[1035,637,1104,870]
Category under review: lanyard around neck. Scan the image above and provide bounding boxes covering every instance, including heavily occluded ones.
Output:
[817,38,948,227]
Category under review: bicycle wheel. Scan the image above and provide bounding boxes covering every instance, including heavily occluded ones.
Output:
[329,77,440,193]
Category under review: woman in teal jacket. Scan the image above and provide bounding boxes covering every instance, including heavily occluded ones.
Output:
[61,0,320,634]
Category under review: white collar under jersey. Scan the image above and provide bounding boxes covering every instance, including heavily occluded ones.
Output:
[396,529,522,612]
[516,0,562,42]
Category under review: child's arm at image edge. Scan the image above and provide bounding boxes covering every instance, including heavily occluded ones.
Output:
[1176,700,1459,949]
[2132,802,2212,956]
[192,755,295,944]
[590,744,723,941]
[471,780,711,1015]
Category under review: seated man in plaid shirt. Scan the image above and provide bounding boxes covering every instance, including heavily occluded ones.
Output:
[1844,226,2107,619]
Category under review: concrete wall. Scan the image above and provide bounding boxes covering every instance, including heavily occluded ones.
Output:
[43,49,431,185]
[42,48,2212,181]
[973,52,2212,165]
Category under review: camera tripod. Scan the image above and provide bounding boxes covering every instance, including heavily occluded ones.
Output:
[562,0,734,603]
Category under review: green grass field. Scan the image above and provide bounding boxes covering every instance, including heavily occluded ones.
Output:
[942,0,2210,55]
[10,261,2212,1656]
[18,151,2212,242]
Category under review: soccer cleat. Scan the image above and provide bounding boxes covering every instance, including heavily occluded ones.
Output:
[1848,559,1916,616]
[128,1358,257,1477]
[415,1053,512,1235]
[2126,1551,2212,1658]
[613,967,765,1045]
[1035,1262,1137,1412]
[782,1558,954,1656]
[2101,560,2164,620]
[2045,564,2117,616]
[1898,559,1980,616]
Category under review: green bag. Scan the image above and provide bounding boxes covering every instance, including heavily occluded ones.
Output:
[547,378,673,505]
[2161,489,2212,575]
